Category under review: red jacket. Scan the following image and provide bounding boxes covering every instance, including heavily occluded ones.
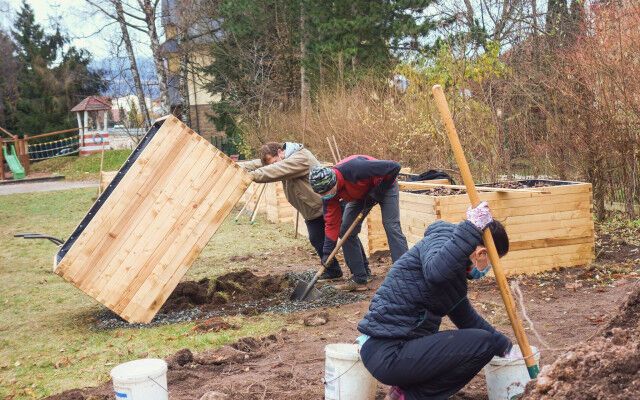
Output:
[323,155,401,244]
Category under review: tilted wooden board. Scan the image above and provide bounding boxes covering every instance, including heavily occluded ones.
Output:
[54,116,251,323]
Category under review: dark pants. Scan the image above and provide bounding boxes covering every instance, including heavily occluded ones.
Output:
[341,182,408,282]
[360,330,502,400]
[305,216,340,272]
[306,215,368,276]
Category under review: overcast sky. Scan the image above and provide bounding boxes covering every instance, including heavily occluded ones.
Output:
[3,0,152,60]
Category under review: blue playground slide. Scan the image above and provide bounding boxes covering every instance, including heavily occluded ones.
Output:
[3,144,26,180]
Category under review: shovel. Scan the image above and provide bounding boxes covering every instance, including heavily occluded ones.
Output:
[290,207,370,301]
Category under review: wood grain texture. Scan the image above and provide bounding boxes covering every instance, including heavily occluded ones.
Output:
[54,116,251,323]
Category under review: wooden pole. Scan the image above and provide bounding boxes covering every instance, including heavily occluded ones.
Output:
[431,84,539,379]
[325,137,338,164]
[331,135,342,160]
[294,211,300,239]
[250,184,267,224]
[97,145,106,196]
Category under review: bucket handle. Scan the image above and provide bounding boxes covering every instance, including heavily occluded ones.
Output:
[323,359,361,386]
[147,375,169,392]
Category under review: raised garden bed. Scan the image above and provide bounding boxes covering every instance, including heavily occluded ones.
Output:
[397,179,594,275]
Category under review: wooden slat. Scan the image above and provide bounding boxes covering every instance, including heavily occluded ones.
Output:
[436,183,591,206]
[122,170,249,321]
[71,125,194,287]
[54,116,251,323]
[93,137,213,303]
[56,118,183,280]
[113,158,242,315]
[400,181,550,193]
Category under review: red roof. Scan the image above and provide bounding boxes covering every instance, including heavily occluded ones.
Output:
[70,96,112,112]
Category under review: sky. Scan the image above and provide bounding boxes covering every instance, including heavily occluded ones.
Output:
[3,0,152,60]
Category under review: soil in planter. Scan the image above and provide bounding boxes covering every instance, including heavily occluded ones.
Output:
[407,179,571,196]
[523,286,640,399]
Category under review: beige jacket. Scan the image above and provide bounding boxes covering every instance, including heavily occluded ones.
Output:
[240,147,323,220]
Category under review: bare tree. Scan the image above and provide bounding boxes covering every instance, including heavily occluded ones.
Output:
[136,0,169,112]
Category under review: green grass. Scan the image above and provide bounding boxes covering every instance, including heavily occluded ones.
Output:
[29,150,133,180]
[0,188,309,399]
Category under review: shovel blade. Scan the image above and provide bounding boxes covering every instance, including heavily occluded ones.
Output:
[290,280,322,301]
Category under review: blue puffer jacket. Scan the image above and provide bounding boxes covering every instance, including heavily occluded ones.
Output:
[358,220,511,351]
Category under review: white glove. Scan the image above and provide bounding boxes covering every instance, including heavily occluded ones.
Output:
[502,345,523,360]
[466,201,493,230]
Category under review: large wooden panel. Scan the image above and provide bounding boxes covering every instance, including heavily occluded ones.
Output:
[54,116,251,323]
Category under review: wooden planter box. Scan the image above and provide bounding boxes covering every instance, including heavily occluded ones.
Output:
[399,180,594,275]
[54,116,251,323]
[265,181,297,224]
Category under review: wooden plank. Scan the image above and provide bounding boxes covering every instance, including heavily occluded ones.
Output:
[112,157,243,315]
[436,183,590,206]
[69,123,194,287]
[53,115,251,323]
[508,226,594,242]
[508,236,593,251]
[438,191,590,213]
[400,181,550,193]
[122,171,249,322]
[92,137,213,303]
[505,217,593,235]
[503,243,593,261]
[56,118,184,280]
[502,251,593,275]
[445,201,592,221]
[503,209,591,226]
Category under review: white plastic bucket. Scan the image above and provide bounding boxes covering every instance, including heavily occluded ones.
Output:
[324,343,377,400]
[483,346,540,400]
[110,358,168,400]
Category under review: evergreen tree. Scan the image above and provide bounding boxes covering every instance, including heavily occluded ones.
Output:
[9,0,106,135]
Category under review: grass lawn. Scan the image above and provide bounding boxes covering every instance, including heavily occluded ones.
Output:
[0,188,309,399]
[29,150,133,181]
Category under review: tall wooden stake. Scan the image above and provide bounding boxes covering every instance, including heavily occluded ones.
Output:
[432,84,539,379]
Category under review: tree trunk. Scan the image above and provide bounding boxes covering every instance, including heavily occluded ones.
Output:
[299,1,310,122]
[139,0,169,114]
[113,0,151,127]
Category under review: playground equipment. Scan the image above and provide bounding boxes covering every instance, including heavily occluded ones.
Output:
[2,145,26,180]
[70,96,111,156]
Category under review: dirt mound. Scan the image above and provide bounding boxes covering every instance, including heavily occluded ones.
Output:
[160,270,289,314]
[524,286,640,399]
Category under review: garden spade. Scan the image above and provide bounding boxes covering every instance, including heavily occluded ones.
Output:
[432,84,540,379]
[291,208,370,301]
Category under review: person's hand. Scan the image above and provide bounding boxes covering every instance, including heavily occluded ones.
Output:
[249,171,258,181]
[363,193,378,210]
[502,345,522,360]
[466,201,493,230]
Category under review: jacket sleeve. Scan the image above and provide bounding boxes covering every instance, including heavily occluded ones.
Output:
[250,151,312,183]
[238,159,263,172]
[419,220,483,284]
[341,158,401,183]
[448,296,496,332]
[449,297,512,355]
[323,198,342,243]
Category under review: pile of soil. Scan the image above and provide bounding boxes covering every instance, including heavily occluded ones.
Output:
[161,270,288,313]
[93,269,367,329]
[523,286,640,399]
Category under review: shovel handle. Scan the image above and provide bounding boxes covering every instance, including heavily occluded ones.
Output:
[432,84,539,379]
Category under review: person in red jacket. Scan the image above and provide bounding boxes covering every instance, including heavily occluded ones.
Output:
[309,155,409,291]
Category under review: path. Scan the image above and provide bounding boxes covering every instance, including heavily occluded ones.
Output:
[0,180,98,196]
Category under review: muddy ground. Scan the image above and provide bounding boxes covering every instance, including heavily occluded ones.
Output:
[46,223,639,400]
